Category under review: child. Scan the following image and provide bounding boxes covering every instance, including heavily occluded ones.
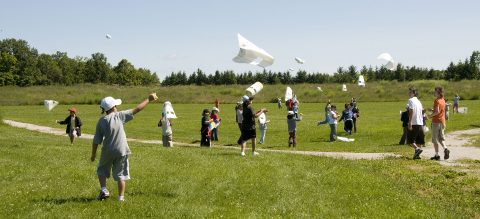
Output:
[235,102,243,131]
[445,99,450,120]
[200,109,212,147]
[293,95,300,119]
[339,103,353,135]
[287,111,302,147]
[277,98,282,109]
[57,107,82,145]
[453,94,460,114]
[317,100,331,125]
[210,107,221,141]
[158,113,173,147]
[328,105,338,141]
[351,102,360,133]
[399,105,409,145]
[91,93,157,202]
[258,112,270,144]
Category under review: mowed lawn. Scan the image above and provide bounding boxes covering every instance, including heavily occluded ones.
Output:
[1,100,480,217]
[0,121,480,218]
[1,100,479,153]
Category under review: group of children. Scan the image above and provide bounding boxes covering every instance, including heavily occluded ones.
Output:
[317,98,360,141]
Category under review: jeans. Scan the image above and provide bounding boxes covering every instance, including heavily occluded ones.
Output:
[329,124,337,141]
[259,124,267,144]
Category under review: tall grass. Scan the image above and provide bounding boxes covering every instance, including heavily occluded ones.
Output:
[1,80,479,105]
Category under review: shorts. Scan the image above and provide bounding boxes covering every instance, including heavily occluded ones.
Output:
[162,134,173,147]
[431,123,445,144]
[407,125,425,145]
[97,154,130,181]
[237,129,256,144]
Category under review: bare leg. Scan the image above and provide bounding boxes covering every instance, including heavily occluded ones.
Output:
[251,138,256,152]
[241,142,246,154]
[433,143,439,154]
[118,180,125,197]
[98,176,107,188]
[69,134,74,144]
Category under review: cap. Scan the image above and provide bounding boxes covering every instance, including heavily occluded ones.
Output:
[212,107,220,112]
[68,107,77,113]
[203,108,210,114]
[242,95,250,103]
[100,96,122,112]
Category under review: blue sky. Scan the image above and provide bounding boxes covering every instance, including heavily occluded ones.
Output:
[1,0,479,79]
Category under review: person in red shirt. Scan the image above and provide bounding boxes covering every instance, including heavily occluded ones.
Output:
[428,87,450,160]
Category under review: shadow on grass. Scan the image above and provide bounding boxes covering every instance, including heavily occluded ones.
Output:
[128,191,178,198]
[35,196,97,205]
[470,124,480,128]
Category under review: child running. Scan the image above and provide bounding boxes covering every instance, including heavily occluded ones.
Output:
[57,107,82,145]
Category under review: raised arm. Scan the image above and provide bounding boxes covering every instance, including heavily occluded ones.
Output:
[132,93,158,115]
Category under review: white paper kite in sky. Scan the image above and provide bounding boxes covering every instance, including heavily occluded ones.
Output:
[44,100,59,111]
[342,84,347,92]
[285,86,293,101]
[105,34,112,39]
[377,53,398,71]
[294,57,305,64]
[288,68,295,71]
[233,33,274,68]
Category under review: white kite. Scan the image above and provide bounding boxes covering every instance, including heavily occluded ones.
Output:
[288,68,295,71]
[44,100,59,111]
[358,75,365,87]
[377,53,397,71]
[163,101,177,119]
[285,87,293,101]
[317,86,323,92]
[294,57,305,64]
[233,33,274,68]
[246,82,264,97]
[342,84,347,92]
[337,136,355,142]
[105,34,112,39]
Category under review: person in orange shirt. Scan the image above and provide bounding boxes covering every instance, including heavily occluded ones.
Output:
[428,87,450,160]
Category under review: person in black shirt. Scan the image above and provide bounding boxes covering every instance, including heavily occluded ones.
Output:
[399,105,409,145]
[200,109,212,147]
[237,95,267,156]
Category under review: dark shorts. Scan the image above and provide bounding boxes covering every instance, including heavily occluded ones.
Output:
[237,129,256,144]
[407,125,425,145]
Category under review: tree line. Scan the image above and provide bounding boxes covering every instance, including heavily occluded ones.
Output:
[1,38,479,87]
[162,51,480,86]
[0,38,159,86]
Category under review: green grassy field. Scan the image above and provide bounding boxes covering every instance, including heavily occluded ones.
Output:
[1,119,480,218]
[1,83,480,218]
[1,100,478,153]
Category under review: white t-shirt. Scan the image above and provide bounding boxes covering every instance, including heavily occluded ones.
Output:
[236,109,243,124]
[328,111,337,125]
[408,96,423,126]
[161,116,172,136]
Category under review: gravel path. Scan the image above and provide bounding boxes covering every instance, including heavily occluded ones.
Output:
[7,119,480,161]
[420,128,480,165]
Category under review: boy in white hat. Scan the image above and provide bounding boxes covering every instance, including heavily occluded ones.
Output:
[91,93,157,201]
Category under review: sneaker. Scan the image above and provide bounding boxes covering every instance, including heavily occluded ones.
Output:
[252,152,259,156]
[97,189,110,201]
[430,155,440,160]
[413,148,423,160]
[444,148,450,160]
[240,152,245,156]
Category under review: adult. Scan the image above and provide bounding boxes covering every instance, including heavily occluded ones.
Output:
[428,87,450,160]
[91,93,157,201]
[237,95,267,156]
[407,88,425,159]
[351,101,360,133]
[453,94,460,114]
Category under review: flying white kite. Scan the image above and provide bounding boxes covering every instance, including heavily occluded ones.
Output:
[377,53,397,71]
[233,33,274,68]
[294,57,305,64]
[285,87,293,101]
[246,82,264,97]
[317,86,323,92]
[163,101,177,119]
[105,34,112,39]
[358,75,365,87]
[44,100,59,111]
[288,68,295,71]
[342,84,347,92]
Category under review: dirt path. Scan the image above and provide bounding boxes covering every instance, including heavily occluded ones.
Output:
[420,128,480,165]
[5,119,480,162]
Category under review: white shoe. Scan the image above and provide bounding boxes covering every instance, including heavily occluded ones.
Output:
[240,152,245,156]
[253,152,259,156]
